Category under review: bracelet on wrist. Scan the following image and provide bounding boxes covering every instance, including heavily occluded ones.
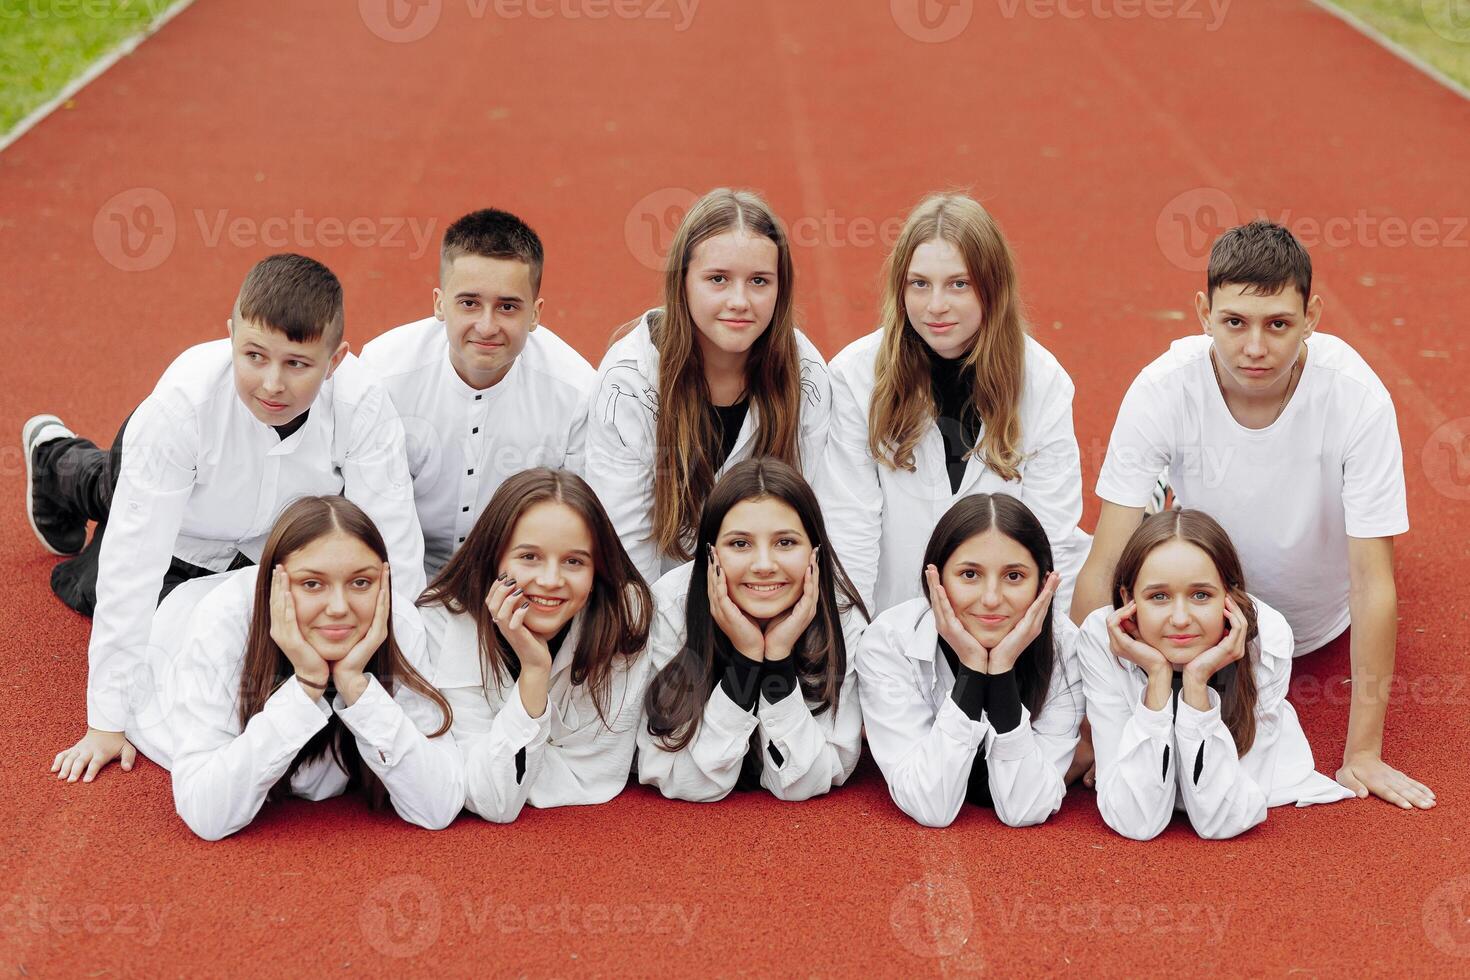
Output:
[296,674,329,691]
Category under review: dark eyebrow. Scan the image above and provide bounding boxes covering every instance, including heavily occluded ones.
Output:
[243,340,314,361]
[700,266,777,278]
[1140,582,1218,592]
[1216,308,1298,320]
[954,561,1030,571]
[510,543,593,560]
[293,565,379,577]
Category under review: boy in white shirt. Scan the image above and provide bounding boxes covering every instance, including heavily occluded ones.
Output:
[25,253,425,784]
[1070,220,1434,811]
[359,208,595,578]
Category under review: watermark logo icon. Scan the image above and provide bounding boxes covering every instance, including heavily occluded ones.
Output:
[1423,875,1470,958]
[360,874,442,958]
[890,0,974,42]
[889,875,974,958]
[624,187,698,271]
[360,0,443,42]
[93,187,176,272]
[1423,418,1470,502]
[1423,0,1470,44]
[1156,186,1238,272]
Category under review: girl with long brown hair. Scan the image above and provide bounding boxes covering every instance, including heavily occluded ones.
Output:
[816,192,1089,616]
[126,496,461,841]
[584,188,831,585]
[638,458,868,802]
[1077,509,1352,840]
[857,493,1082,828]
[419,468,653,822]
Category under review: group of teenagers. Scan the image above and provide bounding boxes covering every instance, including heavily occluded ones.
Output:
[27,188,1436,843]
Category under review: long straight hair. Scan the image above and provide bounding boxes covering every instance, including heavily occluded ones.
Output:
[870,193,1028,480]
[919,494,1057,717]
[239,496,451,806]
[644,188,804,564]
[1111,509,1261,755]
[418,468,652,728]
[644,458,869,756]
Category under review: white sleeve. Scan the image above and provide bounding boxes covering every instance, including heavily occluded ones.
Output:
[583,365,662,583]
[1172,685,1267,840]
[88,394,198,732]
[449,679,551,824]
[1095,372,1174,508]
[1341,398,1410,538]
[342,381,427,603]
[984,633,1084,828]
[523,663,649,809]
[1017,367,1084,554]
[562,388,592,477]
[334,668,464,831]
[755,659,862,801]
[814,361,883,612]
[1077,625,1177,840]
[168,617,336,841]
[797,353,832,480]
[855,621,986,828]
[635,602,755,802]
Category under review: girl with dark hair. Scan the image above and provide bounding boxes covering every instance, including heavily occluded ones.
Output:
[1078,509,1352,841]
[817,193,1089,617]
[125,496,461,841]
[584,188,831,585]
[420,468,653,822]
[857,493,1082,828]
[638,458,868,801]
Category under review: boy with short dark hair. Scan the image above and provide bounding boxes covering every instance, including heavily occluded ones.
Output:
[1071,220,1433,811]
[360,208,594,577]
[26,253,425,783]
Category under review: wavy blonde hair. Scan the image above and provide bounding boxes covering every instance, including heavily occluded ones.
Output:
[647,188,802,563]
[869,193,1027,481]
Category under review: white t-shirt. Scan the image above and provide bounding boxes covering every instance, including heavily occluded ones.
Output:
[360,317,595,578]
[1096,333,1408,654]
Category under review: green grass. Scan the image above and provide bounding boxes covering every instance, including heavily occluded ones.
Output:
[0,0,185,137]
[1326,1,1470,91]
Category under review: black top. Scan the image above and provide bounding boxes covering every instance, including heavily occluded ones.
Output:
[709,399,750,473]
[272,410,310,441]
[925,346,981,494]
[939,637,1025,809]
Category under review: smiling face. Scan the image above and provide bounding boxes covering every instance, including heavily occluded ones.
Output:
[229,318,347,426]
[940,527,1039,648]
[684,230,780,364]
[904,238,984,360]
[435,253,544,390]
[281,530,385,660]
[1196,282,1321,398]
[1125,538,1229,665]
[714,496,812,624]
[496,500,595,638]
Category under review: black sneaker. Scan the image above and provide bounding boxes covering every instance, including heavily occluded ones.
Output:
[23,414,86,556]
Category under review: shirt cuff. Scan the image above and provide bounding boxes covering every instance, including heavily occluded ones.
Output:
[949,664,987,722]
[987,706,1040,762]
[334,675,412,762]
[934,696,987,750]
[1130,688,1175,740]
[760,656,799,705]
[263,675,335,738]
[1173,684,1223,741]
[984,669,1023,734]
[497,678,553,748]
[720,652,762,712]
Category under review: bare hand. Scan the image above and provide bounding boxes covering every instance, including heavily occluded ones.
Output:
[51,728,137,783]
[987,571,1061,674]
[1336,752,1436,810]
[1183,594,1247,686]
[762,549,820,662]
[269,565,330,688]
[1106,600,1170,675]
[926,564,987,672]
[486,572,552,674]
[332,563,392,703]
[708,551,765,662]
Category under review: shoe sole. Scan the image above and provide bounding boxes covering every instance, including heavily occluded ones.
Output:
[23,413,79,556]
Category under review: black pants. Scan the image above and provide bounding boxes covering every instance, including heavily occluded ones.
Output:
[37,413,249,616]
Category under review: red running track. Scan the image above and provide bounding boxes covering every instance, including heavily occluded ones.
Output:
[2,0,1468,975]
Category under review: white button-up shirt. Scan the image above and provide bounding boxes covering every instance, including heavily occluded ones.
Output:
[125,568,464,841]
[584,312,833,584]
[89,342,424,733]
[816,329,1091,617]
[635,562,865,802]
[1078,596,1354,841]
[856,598,1084,828]
[424,595,655,823]
[359,317,596,579]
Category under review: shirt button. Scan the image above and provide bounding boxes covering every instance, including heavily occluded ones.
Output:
[475,394,482,401]
[467,468,474,475]
[458,537,465,543]
[462,506,469,512]
[472,427,479,434]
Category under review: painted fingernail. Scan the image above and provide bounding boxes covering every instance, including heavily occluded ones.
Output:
[512,588,522,596]
[520,601,530,610]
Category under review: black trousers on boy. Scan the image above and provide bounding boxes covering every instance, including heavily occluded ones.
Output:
[37,414,249,616]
